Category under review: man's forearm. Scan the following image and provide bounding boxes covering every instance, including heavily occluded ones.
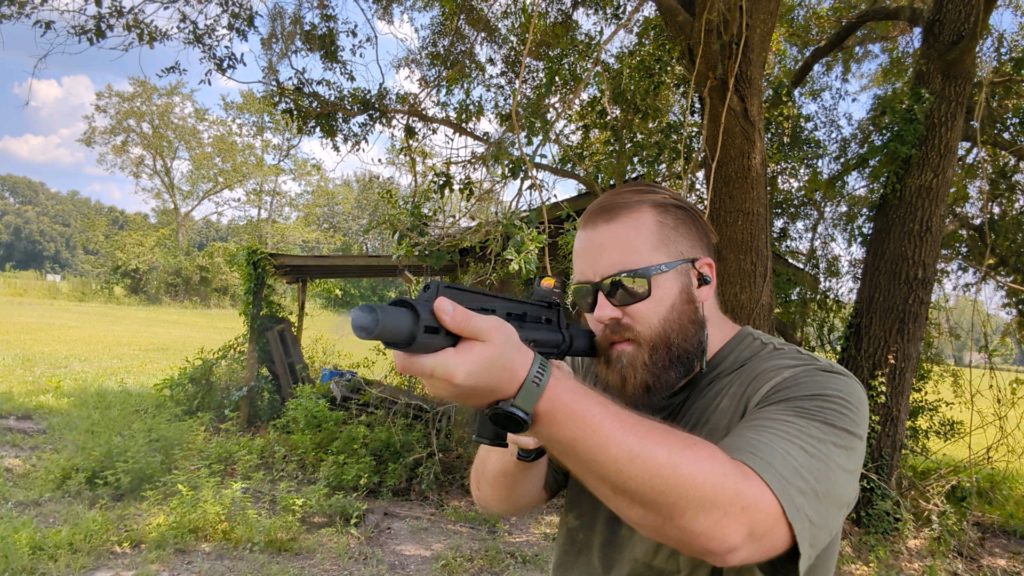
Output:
[470,444,551,516]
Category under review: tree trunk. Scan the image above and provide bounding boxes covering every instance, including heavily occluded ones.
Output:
[839,0,997,513]
[656,0,780,333]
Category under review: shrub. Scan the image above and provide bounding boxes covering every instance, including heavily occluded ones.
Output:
[142,476,303,552]
[156,335,282,425]
[268,385,459,497]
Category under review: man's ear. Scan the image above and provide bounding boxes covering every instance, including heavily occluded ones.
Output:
[697,271,712,287]
[693,258,716,301]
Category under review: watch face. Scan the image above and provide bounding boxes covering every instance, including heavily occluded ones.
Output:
[486,404,531,433]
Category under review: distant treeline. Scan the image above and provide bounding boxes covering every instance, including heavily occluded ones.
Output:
[0,173,401,308]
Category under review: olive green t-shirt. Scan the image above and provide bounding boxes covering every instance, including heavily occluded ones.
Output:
[546,327,869,576]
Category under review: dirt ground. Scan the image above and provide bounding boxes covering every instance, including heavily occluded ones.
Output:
[77,499,560,576]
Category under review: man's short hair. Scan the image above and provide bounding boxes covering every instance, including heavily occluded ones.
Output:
[578,181,718,258]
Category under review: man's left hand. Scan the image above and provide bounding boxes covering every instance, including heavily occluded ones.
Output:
[392,296,535,408]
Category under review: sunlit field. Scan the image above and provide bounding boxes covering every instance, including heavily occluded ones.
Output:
[0,295,381,415]
[3,292,1020,460]
[931,366,1024,472]
[1,294,1022,573]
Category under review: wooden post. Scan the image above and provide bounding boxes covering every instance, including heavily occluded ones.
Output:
[239,261,267,428]
[296,278,308,346]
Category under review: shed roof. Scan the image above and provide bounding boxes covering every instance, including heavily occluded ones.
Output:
[268,253,459,283]
[266,190,598,284]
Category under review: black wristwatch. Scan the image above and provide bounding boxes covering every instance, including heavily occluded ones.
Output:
[485,352,552,434]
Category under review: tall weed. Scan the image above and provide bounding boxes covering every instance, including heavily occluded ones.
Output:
[36,386,194,500]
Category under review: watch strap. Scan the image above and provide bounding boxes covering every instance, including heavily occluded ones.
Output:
[511,352,551,414]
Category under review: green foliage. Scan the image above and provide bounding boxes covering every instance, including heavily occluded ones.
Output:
[432,540,546,576]
[0,173,145,277]
[35,387,194,500]
[905,322,968,456]
[156,335,282,425]
[267,386,458,497]
[105,227,241,306]
[237,245,288,326]
[858,84,933,192]
[0,270,126,303]
[142,476,303,552]
[0,505,125,575]
[291,172,402,256]
[904,456,1024,539]
[0,174,241,306]
[80,78,252,248]
[309,277,404,311]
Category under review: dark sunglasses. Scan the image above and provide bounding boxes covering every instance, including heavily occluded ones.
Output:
[568,258,698,313]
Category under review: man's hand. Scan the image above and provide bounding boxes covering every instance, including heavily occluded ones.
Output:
[392,296,535,408]
[506,432,543,451]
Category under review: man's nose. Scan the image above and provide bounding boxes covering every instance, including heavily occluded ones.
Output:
[590,291,623,324]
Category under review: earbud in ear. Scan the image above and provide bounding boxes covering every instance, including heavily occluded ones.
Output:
[697,272,712,287]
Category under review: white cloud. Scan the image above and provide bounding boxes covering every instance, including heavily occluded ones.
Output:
[12,75,96,132]
[2,74,100,168]
[82,165,110,176]
[300,139,347,171]
[85,181,149,212]
[300,137,391,178]
[0,133,85,165]
[393,64,422,95]
[213,74,243,90]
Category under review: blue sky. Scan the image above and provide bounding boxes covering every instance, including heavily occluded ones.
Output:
[0,23,251,213]
[0,20,386,215]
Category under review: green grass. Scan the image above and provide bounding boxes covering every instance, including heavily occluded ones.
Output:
[0,295,390,413]
[930,366,1024,471]
[0,270,111,300]
[0,296,243,414]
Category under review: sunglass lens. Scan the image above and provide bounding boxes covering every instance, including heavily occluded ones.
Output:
[569,284,597,312]
[604,276,650,306]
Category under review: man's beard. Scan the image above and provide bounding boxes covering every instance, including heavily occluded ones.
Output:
[592,288,706,413]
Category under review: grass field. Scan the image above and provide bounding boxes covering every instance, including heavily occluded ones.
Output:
[0,295,388,412]
[0,295,555,575]
[0,295,399,573]
[928,365,1024,471]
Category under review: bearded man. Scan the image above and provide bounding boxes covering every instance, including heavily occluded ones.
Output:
[393,181,869,575]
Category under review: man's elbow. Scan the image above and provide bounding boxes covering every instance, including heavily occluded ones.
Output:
[470,487,537,517]
[470,486,508,516]
[656,522,791,568]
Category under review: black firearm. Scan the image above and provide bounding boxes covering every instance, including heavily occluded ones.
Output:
[349,278,596,459]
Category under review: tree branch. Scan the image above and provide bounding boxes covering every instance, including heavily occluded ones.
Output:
[961,122,1024,163]
[652,0,695,73]
[286,78,604,195]
[652,0,695,35]
[790,5,925,90]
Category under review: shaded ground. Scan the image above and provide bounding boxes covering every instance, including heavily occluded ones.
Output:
[78,499,559,576]
[4,415,1024,575]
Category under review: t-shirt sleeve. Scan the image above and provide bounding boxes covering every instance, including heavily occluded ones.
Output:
[544,455,570,498]
[716,366,868,575]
